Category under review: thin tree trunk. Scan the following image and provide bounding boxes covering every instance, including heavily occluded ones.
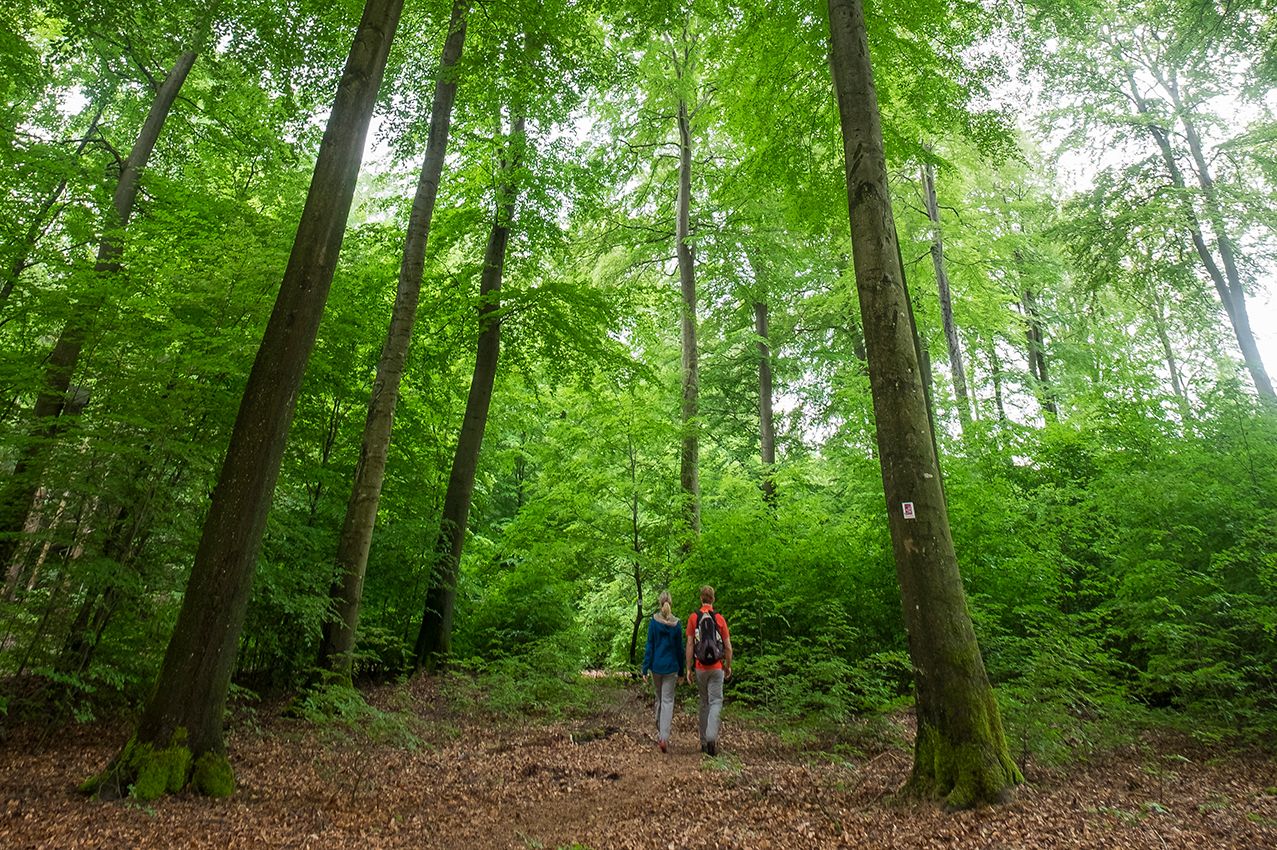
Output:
[1123,69,1274,401]
[414,114,526,673]
[755,300,777,502]
[320,0,469,678]
[920,162,973,430]
[1166,80,1275,401]
[305,395,344,526]
[828,0,1020,809]
[627,433,643,665]
[89,1,403,800]
[676,94,700,542]
[990,343,1007,424]
[0,51,197,573]
[1020,284,1057,418]
[1143,284,1192,421]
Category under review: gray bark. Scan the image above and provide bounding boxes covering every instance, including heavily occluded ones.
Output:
[414,114,527,673]
[828,0,1020,809]
[676,95,700,540]
[755,300,776,502]
[320,0,470,678]
[920,162,973,430]
[127,0,402,769]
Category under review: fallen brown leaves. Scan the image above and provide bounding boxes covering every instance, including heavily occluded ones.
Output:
[1,679,1275,850]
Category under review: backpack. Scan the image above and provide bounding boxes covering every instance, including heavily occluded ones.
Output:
[693,609,724,665]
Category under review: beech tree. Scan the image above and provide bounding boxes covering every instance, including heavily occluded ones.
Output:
[827,0,1021,808]
[84,0,405,798]
[320,0,470,679]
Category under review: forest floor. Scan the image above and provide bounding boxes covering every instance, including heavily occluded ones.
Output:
[1,675,1276,849]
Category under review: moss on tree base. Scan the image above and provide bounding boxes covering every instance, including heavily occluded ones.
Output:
[905,723,1024,810]
[80,729,235,800]
[191,752,235,797]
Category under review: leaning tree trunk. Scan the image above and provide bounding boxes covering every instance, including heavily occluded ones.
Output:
[414,115,526,673]
[676,95,700,542]
[920,162,973,430]
[1171,93,1275,401]
[0,51,196,574]
[319,0,470,679]
[85,0,403,801]
[1123,69,1275,402]
[827,0,1020,809]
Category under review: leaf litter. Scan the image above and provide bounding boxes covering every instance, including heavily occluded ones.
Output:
[1,677,1274,849]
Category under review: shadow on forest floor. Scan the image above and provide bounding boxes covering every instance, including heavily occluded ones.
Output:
[1,675,1275,849]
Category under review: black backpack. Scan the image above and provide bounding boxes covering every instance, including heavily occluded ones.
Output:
[693,609,724,665]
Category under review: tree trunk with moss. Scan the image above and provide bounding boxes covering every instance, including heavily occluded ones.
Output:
[87,0,403,800]
[414,114,526,673]
[320,0,469,680]
[827,0,1020,809]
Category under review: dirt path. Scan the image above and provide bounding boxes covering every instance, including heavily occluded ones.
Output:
[1,678,1275,849]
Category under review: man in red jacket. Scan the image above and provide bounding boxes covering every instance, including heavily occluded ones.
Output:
[685,585,733,756]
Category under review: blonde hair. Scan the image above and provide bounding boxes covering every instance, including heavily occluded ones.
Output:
[657,590,672,618]
[700,585,715,604]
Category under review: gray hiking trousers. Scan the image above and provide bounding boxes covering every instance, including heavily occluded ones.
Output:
[696,668,725,746]
[651,672,677,741]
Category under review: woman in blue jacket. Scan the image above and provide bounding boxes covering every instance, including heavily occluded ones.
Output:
[641,590,685,752]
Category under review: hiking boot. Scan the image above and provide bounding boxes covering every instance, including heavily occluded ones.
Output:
[658,739,667,753]
[706,740,717,757]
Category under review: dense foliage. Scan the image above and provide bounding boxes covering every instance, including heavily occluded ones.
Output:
[1,0,1274,769]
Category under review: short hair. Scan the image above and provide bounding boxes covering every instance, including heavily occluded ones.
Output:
[700,585,715,604]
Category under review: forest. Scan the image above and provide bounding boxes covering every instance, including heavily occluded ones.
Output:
[1,0,1276,847]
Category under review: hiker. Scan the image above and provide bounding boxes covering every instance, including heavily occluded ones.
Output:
[641,590,685,753]
[685,585,732,756]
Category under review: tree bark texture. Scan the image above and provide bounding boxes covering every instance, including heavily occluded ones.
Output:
[920,162,973,430]
[828,0,1020,809]
[1123,69,1275,402]
[414,115,526,673]
[755,300,777,502]
[676,96,700,540]
[119,0,402,788]
[0,51,197,574]
[320,0,470,678]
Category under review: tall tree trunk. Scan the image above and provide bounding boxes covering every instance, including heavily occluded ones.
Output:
[414,115,526,673]
[1123,69,1275,402]
[755,300,777,502]
[320,0,469,679]
[1020,284,1057,418]
[990,343,1007,424]
[920,162,973,430]
[0,51,197,573]
[627,433,644,665]
[1166,82,1275,401]
[88,1,403,800]
[676,95,700,542]
[827,0,1020,809]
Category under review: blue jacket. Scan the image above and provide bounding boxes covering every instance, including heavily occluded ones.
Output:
[641,615,686,676]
